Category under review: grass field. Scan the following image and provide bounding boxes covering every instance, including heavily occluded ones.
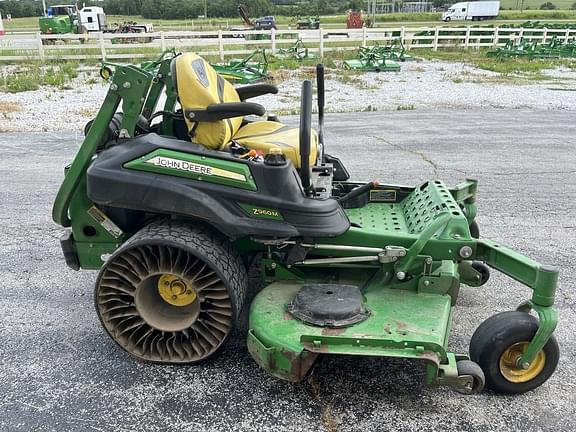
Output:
[500,0,575,9]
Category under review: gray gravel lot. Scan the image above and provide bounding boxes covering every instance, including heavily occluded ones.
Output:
[0,109,575,431]
[2,60,576,133]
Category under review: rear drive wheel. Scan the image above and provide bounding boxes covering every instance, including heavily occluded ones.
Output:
[469,311,559,394]
[95,220,247,364]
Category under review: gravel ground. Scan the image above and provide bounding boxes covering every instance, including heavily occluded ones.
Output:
[1,110,575,431]
[1,59,576,133]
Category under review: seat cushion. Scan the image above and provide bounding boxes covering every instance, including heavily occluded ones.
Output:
[232,121,318,168]
[173,53,243,150]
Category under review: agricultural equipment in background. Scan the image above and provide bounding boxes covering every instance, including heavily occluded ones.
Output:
[344,43,403,72]
[347,10,372,29]
[39,5,153,44]
[237,4,276,30]
[106,21,155,44]
[212,49,270,84]
[53,49,560,397]
[39,4,89,43]
[379,39,413,62]
[276,38,314,60]
[297,16,320,30]
[486,37,576,59]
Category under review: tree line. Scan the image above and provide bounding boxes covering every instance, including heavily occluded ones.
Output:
[0,0,362,20]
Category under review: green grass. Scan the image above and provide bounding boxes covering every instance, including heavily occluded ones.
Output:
[0,61,79,92]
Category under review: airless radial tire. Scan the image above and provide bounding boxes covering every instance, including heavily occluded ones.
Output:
[94,220,247,363]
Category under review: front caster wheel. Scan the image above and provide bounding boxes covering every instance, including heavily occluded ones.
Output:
[455,360,485,395]
[471,261,490,286]
[469,220,480,239]
[470,311,559,394]
[95,220,247,364]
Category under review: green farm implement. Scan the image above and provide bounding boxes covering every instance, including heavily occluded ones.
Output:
[53,50,560,395]
[344,44,402,72]
[212,49,270,84]
[276,38,314,60]
[297,16,320,30]
[487,37,576,60]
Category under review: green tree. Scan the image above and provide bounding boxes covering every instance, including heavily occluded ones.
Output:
[539,1,557,9]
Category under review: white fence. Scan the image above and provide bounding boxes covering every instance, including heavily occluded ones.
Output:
[1,26,575,62]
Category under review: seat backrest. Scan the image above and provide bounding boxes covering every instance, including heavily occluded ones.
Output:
[172,53,243,150]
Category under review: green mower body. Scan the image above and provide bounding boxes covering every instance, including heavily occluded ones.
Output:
[52,51,559,395]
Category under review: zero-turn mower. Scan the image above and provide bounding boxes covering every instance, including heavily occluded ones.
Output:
[53,50,560,395]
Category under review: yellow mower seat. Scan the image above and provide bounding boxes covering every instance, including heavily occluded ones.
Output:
[173,53,317,168]
[233,121,317,168]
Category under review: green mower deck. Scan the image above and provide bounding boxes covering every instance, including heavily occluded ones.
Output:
[249,282,454,382]
[344,58,401,72]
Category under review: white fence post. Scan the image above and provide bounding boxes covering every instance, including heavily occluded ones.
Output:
[542,27,548,44]
[99,32,106,60]
[565,28,571,42]
[464,26,471,48]
[160,31,166,51]
[433,27,439,51]
[493,27,499,47]
[218,29,224,60]
[319,27,324,58]
[518,27,524,42]
[36,32,45,61]
[271,28,276,55]
[400,26,405,46]
[362,26,367,47]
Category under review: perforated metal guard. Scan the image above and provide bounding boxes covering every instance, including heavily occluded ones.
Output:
[345,181,465,236]
[401,180,463,234]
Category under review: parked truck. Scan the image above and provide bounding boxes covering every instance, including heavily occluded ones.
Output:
[39,5,152,44]
[442,1,500,22]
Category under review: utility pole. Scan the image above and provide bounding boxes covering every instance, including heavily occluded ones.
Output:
[204,0,208,19]
[42,0,48,16]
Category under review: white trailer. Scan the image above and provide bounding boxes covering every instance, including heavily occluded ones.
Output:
[442,1,500,22]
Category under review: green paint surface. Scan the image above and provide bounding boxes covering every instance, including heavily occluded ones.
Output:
[248,280,453,380]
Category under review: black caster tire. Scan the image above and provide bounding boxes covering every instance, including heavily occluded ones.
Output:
[455,360,485,394]
[469,220,480,239]
[471,261,490,286]
[470,311,559,394]
[95,220,247,364]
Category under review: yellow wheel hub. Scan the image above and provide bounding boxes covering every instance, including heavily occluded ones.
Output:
[157,274,197,307]
[499,342,546,383]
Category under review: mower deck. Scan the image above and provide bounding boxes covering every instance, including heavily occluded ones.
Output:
[248,281,453,382]
[344,58,400,72]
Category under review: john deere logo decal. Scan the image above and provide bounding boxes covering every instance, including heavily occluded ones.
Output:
[146,156,246,181]
[192,59,209,88]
